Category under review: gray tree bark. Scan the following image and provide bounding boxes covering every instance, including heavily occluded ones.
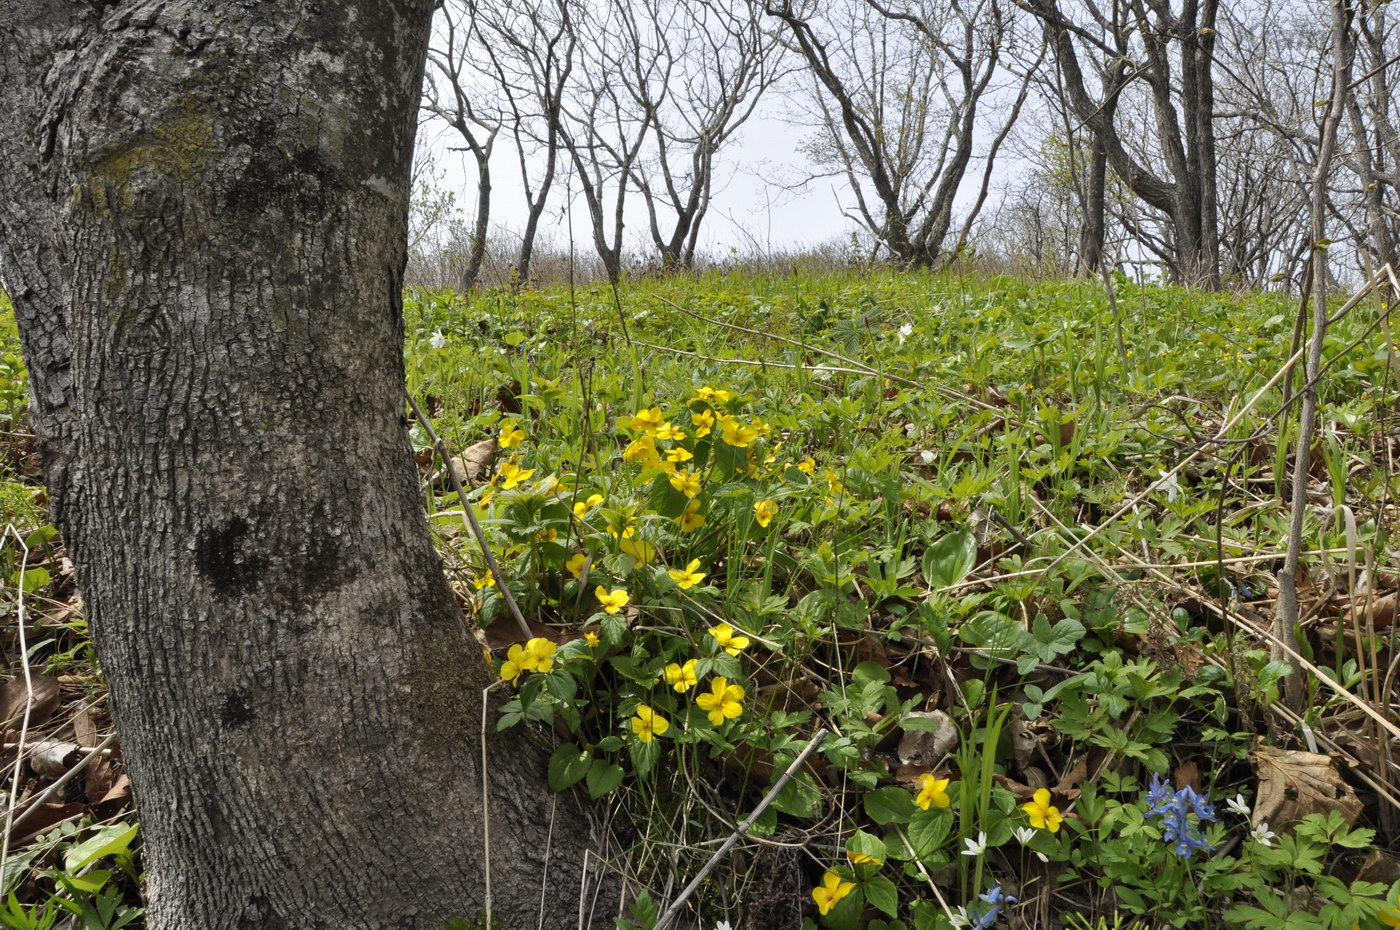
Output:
[0,3,599,928]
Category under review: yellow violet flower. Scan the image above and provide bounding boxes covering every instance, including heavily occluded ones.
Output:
[811,871,855,916]
[498,422,526,449]
[707,622,750,655]
[916,774,951,810]
[848,850,883,868]
[677,499,705,533]
[691,386,731,405]
[499,644,527,684]
[536,528,558,543]
[498,461,535,490]
[696,676,745,725]
[691,410,715,438]
[666,446,693,463]
[584,631,600,648]
[655,422,686,441]
[824,469,845,495]
[670,468,701,498]
[664,658,699,692]
[719,417,757,447]
[473,569,496,590]
[566,553,589,579]
[623,435,660,467]
[619,536,656,564]
[668,558,706,590]
[596,586,630,614]
[1379,903,1400,929]
[573,493,605,518]
[751,417,771,437]
[630,705,669,743]
[475,488,495,513]
[753,499,778,527]
[521,637,556,674]
[630,407,666,435]
[1022,788,1063,832]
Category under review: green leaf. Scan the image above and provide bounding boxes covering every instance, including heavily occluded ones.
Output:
[923,529,976,588]
[63,823,139,873]
[547,744,592,792]
[846,829,886,863]
[862,876,899,918]
[586,760,625,799]
[630,738,660,779]
[906,809,951,859]
[771,773,822,818]
[647,474,689,519]
[864,787,916,825]
[9,567,50,594]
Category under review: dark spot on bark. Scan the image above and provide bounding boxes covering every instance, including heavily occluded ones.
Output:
[220,689,253,729]
[270,528,358,617]
[224,133,345,219]
[304,4,346,46]
[194,517,268,596]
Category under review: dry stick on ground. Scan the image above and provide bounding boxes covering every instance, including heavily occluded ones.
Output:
[651,728,828,930]
[630,339,891,381]
[405,390,532,641]
[4,731,120,841]
[1,524,36,870]
[1277,0,1354,712]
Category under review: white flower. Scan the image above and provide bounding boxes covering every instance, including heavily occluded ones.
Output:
[919,450,935,464]
[1148,468,1180,503]
[1014,826,1036,845]
[429,331,446,349]
[905,422,917,437]
[961,831,987,857]
[715,922,732,930]
[897,323,914,345]
[1250,823,1276,847]
[1225,794,1251,818]
[948,906,972,929]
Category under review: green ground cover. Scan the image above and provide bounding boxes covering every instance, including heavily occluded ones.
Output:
[4,271,1400,928]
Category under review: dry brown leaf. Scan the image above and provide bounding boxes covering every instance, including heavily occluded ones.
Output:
[897,711,958,767]
[27,740,81,778]
[71,708,97,748]
[449,438,497,488]
[1054,756,1090,795]
[0,672,60,732]
[1250,742,1362,829]
[1009,717,1037,771]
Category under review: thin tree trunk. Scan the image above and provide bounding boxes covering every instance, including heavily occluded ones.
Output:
[0,4,596,927]
[1275,0,1353,713]
[463,156,492,291]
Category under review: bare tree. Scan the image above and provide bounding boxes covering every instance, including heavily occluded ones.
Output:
[764,0,1032,268]
[623,0,782,268]
[426,1,503,290]
[469,0,578,285]
[1025,0,1223,287]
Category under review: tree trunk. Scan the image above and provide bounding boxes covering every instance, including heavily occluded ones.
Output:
[0,4,597,928]
[463,156,492,291]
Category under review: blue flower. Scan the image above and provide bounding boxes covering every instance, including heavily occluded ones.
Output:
[1143,775,1217,859]
[968,886,1016,929]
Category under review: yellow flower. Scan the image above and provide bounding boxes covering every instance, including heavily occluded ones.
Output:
[521,637,557,674]
[655,422,686,441]
[584,631,600,648]
[677,499,705,533]
[473,570,496,590]
[630,705,669,742]
[753,499,778,527]
[847,850,883,868]
[797,456,816,475]
[623,435,660,467]
[669,469,701,498]
[695,676,745,725]
[751,418,771,437]
[666,446,693,463]
[566,552,589,579]
[1379,903,1400,928]
[1022,788,1063,833]
[824,469,845,495]
[573,493,605,518]
[691,386,732,405]
[707,622,749,656]
[498,422,526,449]
[630,407,666,435]
[620,536,656,564]
[536,528,558,543]
[811,871,855,916]
[668,558,706,590]
[499,644,527,684]
[498,460,535,490]
[596,586,630,614]
[691,410,715,438]
[664,658,699,692]
[719,417,757,447]
[476,488,495,513]
[916,774,951,810]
